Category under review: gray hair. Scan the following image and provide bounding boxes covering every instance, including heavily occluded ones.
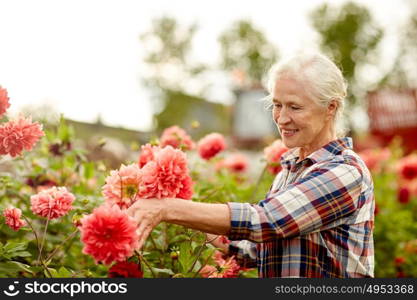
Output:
[265,52,348,137]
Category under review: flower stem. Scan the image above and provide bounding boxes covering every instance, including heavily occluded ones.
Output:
[45,229,78,263]
[135,250,156,278]
[192,250,213,278]
[187,232,217,274]
[38,211,51,262]
[22,215,41,254]
[22,215,52,277]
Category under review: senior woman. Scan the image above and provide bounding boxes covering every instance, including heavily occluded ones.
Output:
[127,52,375,278]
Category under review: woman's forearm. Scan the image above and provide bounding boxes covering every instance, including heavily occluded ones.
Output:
[164,198,231,235]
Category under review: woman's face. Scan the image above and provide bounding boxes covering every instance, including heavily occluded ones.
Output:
[272,76,335,155]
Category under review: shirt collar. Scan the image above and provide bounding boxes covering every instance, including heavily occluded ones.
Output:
[281,137,353,166]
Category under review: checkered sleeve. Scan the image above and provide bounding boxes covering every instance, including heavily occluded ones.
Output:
[227,162,363,242]
[228,240,257,268]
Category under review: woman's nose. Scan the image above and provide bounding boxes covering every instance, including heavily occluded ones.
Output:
[276,108,291,125]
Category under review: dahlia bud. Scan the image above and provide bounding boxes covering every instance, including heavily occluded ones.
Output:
[170,251,179,260]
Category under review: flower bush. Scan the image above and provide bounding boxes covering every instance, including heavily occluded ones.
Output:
[1,84,417,278]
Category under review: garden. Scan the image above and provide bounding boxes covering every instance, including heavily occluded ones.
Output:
[1,86,417,278]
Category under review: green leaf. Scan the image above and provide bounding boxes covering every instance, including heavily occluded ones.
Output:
[56,266,73,278]
[151,267,174,276]
[178,241,192,273]
[0,261,33,275]
[12,251,32,258]
[4,242,27,253]
[83,162,95,179]
[45,267,58,278]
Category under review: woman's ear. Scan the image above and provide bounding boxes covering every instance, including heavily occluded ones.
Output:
[326,99,338,119]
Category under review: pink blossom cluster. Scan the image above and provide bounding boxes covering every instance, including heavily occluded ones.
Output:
[0,86,10,118]
[359,148,391,174]
[0,86,44,157]
[221,153,249,173]
[102,164,142,209]
[263,139,288,175]
[103,144,193,209]
[197,133,227,160]
[160,125,195,151]
[200,251,241,278]
[30,186,75,219]
[3,207,26,231]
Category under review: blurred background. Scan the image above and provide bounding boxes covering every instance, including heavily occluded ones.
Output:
[1,0,416,152]
[1,0,417,277]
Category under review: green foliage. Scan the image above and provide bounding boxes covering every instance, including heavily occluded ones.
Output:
[155,90,230,138]
[140,16,207,93]
[310,2,383,106]
[381,3,417,88]
[218,19,278,85]
[4,105,417,278]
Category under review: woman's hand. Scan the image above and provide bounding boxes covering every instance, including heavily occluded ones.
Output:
[127,197,231,251]
[126,198,167,251]
[206,233,229,254]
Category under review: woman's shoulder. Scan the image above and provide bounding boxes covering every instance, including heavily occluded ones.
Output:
[311,148,373,184]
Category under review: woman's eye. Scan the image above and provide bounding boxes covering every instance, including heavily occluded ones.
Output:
[291,106,300,110]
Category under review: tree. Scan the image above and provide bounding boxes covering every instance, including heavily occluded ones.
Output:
[381,1,417,88]
[218,20,278,88]
[140,16,207,96]
[310,2,383,114]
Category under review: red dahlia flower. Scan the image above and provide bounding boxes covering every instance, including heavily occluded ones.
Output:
[397,155,417,180]
[79,204,139,265]
[398,187,411,204]
[108,261,143,278]
[197,133,226,160]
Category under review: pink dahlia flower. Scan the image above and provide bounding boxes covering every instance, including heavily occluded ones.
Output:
[138,145,193,199]
[3,208,26,231]
[137,143,160,168]
[197,133,227,160]
[103,164,142,209]
[79,204,139,265]
[160,125,195,151]
[200,251,240,278]
[222,153,249,173]
[0,86,11,118]
[0,116,44,157]
[263,139,288,174]
[359,148,390,173]
[30,186,75,219]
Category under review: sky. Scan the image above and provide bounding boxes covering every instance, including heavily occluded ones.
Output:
[0,0,411,131]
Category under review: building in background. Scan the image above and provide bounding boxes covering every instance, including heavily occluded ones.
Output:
[367,89,417,153]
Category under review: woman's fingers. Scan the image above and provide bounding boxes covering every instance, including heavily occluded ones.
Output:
[137,225,153,250]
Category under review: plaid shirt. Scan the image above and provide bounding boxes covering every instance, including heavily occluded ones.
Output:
[227,137,374,278]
